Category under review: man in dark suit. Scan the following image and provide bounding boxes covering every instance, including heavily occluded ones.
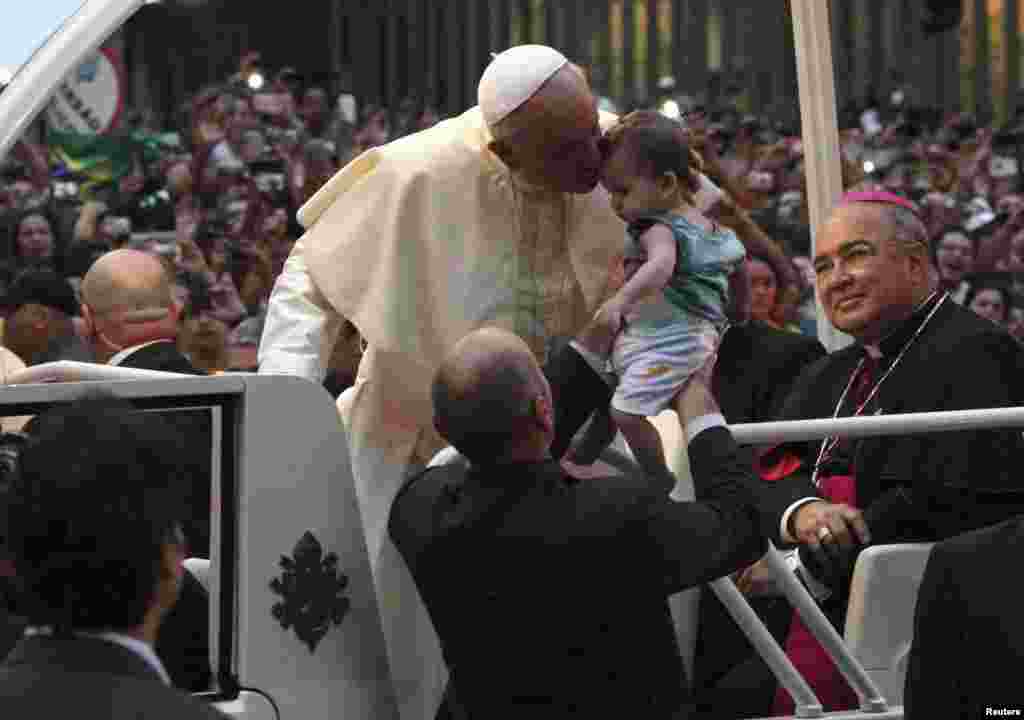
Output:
[712,320,827,428]
[0,394,224,719]
[904,517,1024,719]
[389,325,767,719]
[691,318,826,714]
[79,249,212,691]
[748,192,1024,715]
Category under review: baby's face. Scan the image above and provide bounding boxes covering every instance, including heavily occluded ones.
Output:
[601,146,671,223]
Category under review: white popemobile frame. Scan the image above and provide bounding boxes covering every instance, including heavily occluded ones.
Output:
[0,3,984,719]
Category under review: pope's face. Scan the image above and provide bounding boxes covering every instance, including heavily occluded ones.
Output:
[500,78,603,195]
[812,204,926,343]
[521,104,603,194]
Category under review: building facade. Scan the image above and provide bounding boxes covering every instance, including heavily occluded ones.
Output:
[119,0,1023,130]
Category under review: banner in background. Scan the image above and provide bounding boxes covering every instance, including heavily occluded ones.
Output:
[45,46,125,135]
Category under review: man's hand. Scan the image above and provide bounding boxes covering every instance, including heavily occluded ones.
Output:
[574,314,618,359]
[592,297,627,337]
[734,557,780,598]
[792,500,871,549]
[675,352,720,433]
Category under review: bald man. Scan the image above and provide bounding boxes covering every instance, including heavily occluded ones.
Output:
[389,327,765,719]
[717,193,1024,717]
[258,46,626,717]
[80,250,199,374]
[80,249,213,693]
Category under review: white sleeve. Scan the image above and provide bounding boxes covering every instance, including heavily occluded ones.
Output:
[684,413,726,442]
[257,236,343,383]
[780,497,822,543]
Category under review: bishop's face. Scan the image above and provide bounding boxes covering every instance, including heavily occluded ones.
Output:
[812,204,927,344]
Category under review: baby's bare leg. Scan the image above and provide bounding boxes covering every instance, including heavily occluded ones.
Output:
[610,408,674,490]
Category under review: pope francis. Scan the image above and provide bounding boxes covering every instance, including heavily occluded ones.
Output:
[259,46,626,718]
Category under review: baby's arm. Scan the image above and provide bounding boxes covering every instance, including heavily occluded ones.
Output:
[611,224,677,311]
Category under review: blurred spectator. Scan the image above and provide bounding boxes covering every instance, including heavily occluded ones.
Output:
[177,293,228,375]
[932,226,975,296]
[9,210,63,276]
[748,256,786,330]
[1008,295,1024,342]
[2,269,91,366]
[226,315,263,372]
[352,105,391,154]
[299,87,331,139]
[0,394,225,719]
[964,273,1012,327]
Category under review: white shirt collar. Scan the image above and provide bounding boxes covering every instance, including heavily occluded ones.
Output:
[82,631,172,686]
[24,627,172,686]
[109,339,173,366]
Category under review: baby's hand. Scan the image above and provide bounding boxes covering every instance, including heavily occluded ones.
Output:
[593,298,627,335]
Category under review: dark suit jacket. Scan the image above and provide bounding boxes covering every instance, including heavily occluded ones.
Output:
[0,635,225,719]
[693,321,824,694]
[389,346,766,719]
[905,516,1024,719]
[758,294,1024,549]
[117,341,210,554]
[117,341,213,693]
[712,321,827,426]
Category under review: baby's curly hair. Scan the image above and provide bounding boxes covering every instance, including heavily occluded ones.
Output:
[600,111,704,200]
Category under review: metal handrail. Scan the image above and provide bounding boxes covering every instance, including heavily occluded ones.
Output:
[4,360,192,385]
[728,406,1024,445]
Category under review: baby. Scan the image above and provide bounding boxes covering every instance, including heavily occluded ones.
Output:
[575,111,748,482]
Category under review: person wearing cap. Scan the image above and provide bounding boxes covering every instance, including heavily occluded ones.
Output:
[704,192,1024,717]
[2,268,92,367]
[257,45,626,717]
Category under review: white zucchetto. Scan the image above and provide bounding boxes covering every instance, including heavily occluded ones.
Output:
[478,45,569,127]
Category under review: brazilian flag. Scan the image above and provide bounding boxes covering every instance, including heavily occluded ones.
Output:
[47,128,180,199]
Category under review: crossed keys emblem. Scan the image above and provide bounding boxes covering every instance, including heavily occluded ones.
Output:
[269,531,351,653]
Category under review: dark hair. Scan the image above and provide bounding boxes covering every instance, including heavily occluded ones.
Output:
[4,392,188,632]
[931,225,976,266]
[600,110,703,195]
[964,275,1012,323]
[431,356,537,465]
[9,208,64,272]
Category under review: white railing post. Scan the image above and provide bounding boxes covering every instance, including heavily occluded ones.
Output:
[709,576,825,717]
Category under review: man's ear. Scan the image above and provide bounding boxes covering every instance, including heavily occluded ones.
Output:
[906,246,930,285]
[488,139,519,171]
[657,171,680,200]
[79,303,95,336]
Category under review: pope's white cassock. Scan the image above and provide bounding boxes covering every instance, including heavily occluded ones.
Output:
[258,47,626,718]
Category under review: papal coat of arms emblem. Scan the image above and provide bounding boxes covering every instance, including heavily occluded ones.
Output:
[269,530,351,653]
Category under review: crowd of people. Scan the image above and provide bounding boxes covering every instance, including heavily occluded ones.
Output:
[2,39,1024,720]
[0,54,444,389]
